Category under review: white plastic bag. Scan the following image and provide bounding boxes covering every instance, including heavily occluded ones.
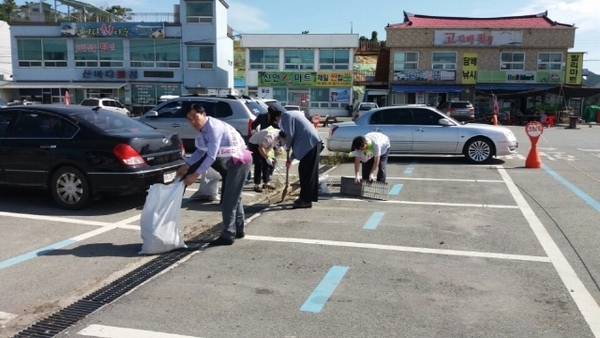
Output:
[318,175,331,195]
[139,181,187,255]
[190,167,221,201]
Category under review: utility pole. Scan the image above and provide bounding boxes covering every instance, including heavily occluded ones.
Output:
[350,21,353,34]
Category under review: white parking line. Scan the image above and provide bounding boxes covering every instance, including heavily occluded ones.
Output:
[498,166,600,336]
[78,324,202,338]
[244,235,550,263]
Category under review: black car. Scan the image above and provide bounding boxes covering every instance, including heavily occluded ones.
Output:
[0,105,185,209]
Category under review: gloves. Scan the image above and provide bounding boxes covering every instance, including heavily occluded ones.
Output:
[285,160,291,169]
[265,158,274,166]
[369,173,376,182]
[354,172,361,185]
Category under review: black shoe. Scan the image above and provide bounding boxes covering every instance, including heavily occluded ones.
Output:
[209,237,234,246]
[292,199,312,209]
[235,232,245,239]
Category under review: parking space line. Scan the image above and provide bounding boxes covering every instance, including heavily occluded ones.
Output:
[327,198,519,209]
[300,266,349,313]
[498,166,600,335]
[403,167,414,174]
[384,177,504,183]
[542,164,600,212]
[388,184,403,195]
[244,235,550,263]
[78,324,202,338]
[363,212,385,230]
[0,239,76,270]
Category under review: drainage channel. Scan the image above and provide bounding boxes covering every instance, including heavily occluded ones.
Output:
[13,165,333,338]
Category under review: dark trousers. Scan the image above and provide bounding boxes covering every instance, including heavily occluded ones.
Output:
[248,143,271,185]
[186,156,227,202]
[361,148,389,182]
[298,142,321,203]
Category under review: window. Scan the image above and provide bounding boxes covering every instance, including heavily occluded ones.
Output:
[370,109,413,125]
[74,39,124,67]
[187,45,214,69]
[537,52,563,70]
[249,49,279,70]
[393,52,418,71]
[319,49,350,70]
[413,109,441,125]
[284,49,314,70]
[186,1,213,23]
[500,52,524,70]
[432,52,457,70]
[130,39,181,68]
[273,88,287,102]
[310,88,329,102]
[17,39,67,67]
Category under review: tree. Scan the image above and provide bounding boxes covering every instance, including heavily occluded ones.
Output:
[370,31,378,42]
[103,5,133,21]
[0,0,18,22]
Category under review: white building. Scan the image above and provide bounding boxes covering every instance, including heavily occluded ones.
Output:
[241,34,359,117]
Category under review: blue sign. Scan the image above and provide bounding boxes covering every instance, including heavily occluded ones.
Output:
[61,22,165,38]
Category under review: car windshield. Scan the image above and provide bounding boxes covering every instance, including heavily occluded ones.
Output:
[360,103,377,110]
[75,111,156,134]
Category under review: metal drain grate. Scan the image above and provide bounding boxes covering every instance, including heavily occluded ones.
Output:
[12,166,332,338]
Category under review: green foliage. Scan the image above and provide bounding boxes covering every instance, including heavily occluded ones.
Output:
[322,152,351,166]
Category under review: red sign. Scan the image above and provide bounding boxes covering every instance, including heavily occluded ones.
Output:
[525,121,544,138]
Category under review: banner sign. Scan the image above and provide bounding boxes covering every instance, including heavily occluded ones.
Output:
[565,52,584,85]
[61,22,165,38]
[461,53,478,84]
[434,30,523,46]
[258,71,352,87]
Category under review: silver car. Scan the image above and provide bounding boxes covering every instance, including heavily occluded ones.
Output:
[327,105,518,164]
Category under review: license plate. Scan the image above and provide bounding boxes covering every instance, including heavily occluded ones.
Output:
[163,171,176,184]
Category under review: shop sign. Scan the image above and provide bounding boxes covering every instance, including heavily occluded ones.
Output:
[461,53,477,84]
[258,87,273,99]
[131,83,156,105]
[565,53,584,85]
[61,22,164,38]
[393,70,455,81]
[478,70,564,84]
[258,71,352,87]
[82,69,138,80]
[156,84,181,98]
[434,30,523,46]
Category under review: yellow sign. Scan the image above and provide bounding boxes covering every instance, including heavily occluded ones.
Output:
[565,52,584,85]
[461,53,478,84]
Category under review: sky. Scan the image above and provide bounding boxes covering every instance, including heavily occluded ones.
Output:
[16,0,600,73]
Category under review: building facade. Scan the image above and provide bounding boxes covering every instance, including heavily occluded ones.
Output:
[2,0,234,115]
[385,11,580,119]
[240,34,359,117]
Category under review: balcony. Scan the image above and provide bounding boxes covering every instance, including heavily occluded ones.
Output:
[356,41,383,56]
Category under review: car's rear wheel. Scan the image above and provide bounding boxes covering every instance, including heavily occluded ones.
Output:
[50,166,91,210]
[464,137,494,164]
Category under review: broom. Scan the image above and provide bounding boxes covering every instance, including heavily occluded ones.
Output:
[280,150,290,202]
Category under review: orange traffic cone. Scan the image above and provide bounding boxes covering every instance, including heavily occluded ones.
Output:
[491,113,498,125]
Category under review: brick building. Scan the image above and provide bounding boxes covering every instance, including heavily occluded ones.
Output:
[385,11,582,121]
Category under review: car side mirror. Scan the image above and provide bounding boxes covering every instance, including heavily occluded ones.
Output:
[145,110,159,117]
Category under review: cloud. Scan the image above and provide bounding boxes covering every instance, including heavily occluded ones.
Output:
[227,1,270,34]
[511,0,600,32]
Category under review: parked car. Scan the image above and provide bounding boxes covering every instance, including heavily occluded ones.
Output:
[80,98,131,117]
[327,105,518,164]
[352,102,379,120]
[437,100,476,122]
[0,105,185,209]
[283,104,307,117]
[137,95,262,151]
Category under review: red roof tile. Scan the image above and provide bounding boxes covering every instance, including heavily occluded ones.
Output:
[387,11,573,29]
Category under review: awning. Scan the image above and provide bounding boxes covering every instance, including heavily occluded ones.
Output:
[391,85,462,93]
[475,84,554,91]
[0,82,126,89]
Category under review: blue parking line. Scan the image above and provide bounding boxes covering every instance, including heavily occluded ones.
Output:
[363,211,385,230]
[543,164,600,212]
[389,184,403,195]
[0,239,77,270]
[404,167,414,174]
[300,266,349,313]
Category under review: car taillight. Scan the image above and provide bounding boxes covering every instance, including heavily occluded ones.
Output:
[113,144,146,166]
[330,125,338,137]
[448,108,456,113]
[247,118,254,136]
[469,108,475,113]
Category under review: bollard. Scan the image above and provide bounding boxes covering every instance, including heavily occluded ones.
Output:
[525,121,543,168]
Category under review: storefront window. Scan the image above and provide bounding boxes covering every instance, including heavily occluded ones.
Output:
[393,52,418,71]
[310,88,329,102]
[18,39,67,67]
[537,52,562,70]
[249,49,279,70]
[432,52,457,70]
[284,49,314,70]
[272,87,287,103]
[500,52,524,70]
[130,39,181,68]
